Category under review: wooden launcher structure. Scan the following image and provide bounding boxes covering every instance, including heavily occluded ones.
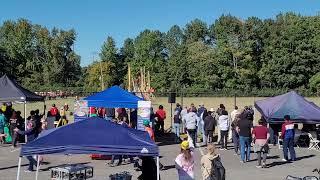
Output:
[127,64,154,100]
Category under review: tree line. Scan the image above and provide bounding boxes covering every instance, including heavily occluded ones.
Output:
[1,13,320,96]
[0,19,81,91]
[86,12,320,96]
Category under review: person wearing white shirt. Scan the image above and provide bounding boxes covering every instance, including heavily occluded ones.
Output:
[218,110,230,150]
[229,106,240,140]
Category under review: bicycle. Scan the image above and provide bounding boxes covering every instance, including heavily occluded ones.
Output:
[285,169,320,180]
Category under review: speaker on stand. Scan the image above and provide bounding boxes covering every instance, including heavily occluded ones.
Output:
[168,93,176,132]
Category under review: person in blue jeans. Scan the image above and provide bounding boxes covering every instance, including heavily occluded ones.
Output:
[173,108,181,143]
[236,111,253,163]
[281,115,296,161]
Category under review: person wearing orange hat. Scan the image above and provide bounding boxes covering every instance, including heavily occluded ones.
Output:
[175,140,195,180]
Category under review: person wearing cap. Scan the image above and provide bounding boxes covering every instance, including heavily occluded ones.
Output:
[175,140,195,180]
[144,119,155,141]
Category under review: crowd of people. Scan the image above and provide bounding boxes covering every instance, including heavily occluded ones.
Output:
[0,102,70,172]
[1,100,318,179]
[170,103,301,180]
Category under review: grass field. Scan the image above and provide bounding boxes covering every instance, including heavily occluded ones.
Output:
[11,96,320,128]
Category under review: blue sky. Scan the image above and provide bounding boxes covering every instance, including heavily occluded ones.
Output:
[1,0,319,66]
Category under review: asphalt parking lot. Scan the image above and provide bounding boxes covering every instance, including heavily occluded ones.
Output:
[0,141,319,180]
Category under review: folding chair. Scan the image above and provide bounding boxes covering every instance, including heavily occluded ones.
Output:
[308,133,320,151]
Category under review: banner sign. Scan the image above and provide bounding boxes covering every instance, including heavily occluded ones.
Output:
[137,101,151,131]
[74,100,89,122]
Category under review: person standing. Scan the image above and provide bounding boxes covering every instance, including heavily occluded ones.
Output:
[203,110,216,145]
[281,115,296,162]
[252,119,270,168]
[218,110,229,150]
[50,104,59,121]
[197,104,206,139]
[184,108,199,147]
[14,120,38,172]
[231,114,240,155]
[9,111,19,147]
[201,144,223,180]
[174,108,182,143]
[155,105,166,134]
[144,119,155,141]
[216,104,226,144]
[229,106,240,141]
[237,111,253,163]
[0,110,6,144]
[105,108,115,121]
[175,141,195,180]
[180,106,188,133]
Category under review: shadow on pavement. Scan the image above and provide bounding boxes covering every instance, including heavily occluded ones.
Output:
[249,155,280,162]
[40,162,90,171]
[162,165,175,171]
[0,163,28,171]
[295,154,315,161]
[156,133,180,146]
[265,155,315,168]
[267,161,292,168]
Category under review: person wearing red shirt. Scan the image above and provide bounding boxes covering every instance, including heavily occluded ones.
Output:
[252,119,270,168]
[155,105,166,134]
[50,104,59,121]
[50,104,58,116]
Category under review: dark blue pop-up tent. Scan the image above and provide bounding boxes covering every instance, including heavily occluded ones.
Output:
[20,117,158,156]
[254,91,320,124]
[84,86,143,108]
[17,117,160,180]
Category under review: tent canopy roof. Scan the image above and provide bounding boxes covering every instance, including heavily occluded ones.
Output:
[254,91,320,124]
[20,117,158,156]
[84,86,143,108]
[0,74,44,102]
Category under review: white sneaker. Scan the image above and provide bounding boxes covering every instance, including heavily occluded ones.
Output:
[282,158,287,162]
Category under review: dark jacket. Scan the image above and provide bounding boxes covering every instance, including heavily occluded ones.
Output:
[204,115,216,131]
[17,126,38,143]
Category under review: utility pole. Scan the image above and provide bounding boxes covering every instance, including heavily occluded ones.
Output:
[233,55,238,107]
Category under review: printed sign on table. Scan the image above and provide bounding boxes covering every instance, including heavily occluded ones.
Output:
[74,100,89,122]
[137,101,151,131]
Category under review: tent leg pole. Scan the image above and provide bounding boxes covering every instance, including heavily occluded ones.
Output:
[24,102,27,143]
[16,157,22,180]
[35,155,40,180]
[156,156,159,180]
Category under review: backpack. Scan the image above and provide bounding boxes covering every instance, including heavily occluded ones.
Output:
[211,156,226,180]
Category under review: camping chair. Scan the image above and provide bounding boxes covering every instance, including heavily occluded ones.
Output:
[278,132,283,149]
[308,133,320,151]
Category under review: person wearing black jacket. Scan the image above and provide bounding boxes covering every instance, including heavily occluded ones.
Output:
[203,111,216,145]
[14,120,39,172]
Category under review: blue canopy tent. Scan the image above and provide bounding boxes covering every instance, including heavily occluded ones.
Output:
[84,86,143,108]
[254,91,320,124]
[16,117,159,180]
